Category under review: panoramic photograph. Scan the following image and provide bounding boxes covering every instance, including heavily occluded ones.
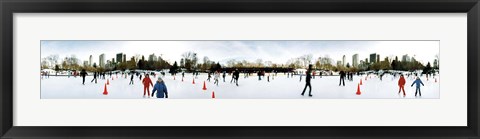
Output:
[40,40,440,99]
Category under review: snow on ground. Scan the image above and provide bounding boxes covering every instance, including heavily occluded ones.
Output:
[41,73,440,99]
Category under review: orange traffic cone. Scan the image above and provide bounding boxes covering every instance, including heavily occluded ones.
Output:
[192,78,195,84]
[356,83,361,95]
[103,83,108,95]
[202,81,207,90]
[360,79,363,85]
[107,79,110,85]
[212,91,215,98]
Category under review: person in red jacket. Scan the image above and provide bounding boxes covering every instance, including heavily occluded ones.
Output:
[142,74,154,98]
[398,74,406,97]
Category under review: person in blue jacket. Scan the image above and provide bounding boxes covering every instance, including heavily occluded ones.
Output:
[152,77,168,98]
[411,77,425,97]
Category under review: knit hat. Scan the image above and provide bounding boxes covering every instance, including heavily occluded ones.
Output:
[157,77,163,81]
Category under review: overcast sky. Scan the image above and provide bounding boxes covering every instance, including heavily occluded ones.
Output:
[41,40,439,66]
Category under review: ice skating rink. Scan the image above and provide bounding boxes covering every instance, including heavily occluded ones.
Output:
[41,73,440,99]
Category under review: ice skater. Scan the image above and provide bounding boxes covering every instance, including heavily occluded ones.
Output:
[312,71,316,79]
[411,77,425,97]
[299,73,302,82]
[222,71,226,82]
[398,74,406,97]
[301,64,313,97]
[142,74,154,98]
[151,77,168,98]
[257,71,262,80]
[267,72,270,82]
[214,71,220,86]
[90,72,97,84]
[233,69,240,86]
[339,71,346,86]
[207,72,212,82]
[139,74,142,81]
[129,73,134,85]
[231,71,236,83]
[80,69,87,85]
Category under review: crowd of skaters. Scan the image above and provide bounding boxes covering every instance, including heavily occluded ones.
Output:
[43,66,435,98]
[299,64,432,98]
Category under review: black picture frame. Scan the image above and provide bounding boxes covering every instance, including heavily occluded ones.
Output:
[1,0,479,138]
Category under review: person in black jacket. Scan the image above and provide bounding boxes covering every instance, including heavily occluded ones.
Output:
[233,69,240,86]
[90,71,97,84]
[339,71,346,86]
[301,64,313,97]
[129,73,134,85]
[80,69,88,85]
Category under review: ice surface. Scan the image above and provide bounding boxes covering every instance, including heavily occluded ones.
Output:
[40,73,440,99]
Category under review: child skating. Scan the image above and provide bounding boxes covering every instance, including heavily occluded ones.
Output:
[152,77,168,98]
[398,74,406,97]
[411,77,425,97]
[142,74,154,98]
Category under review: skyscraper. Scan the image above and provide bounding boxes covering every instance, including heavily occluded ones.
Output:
[352,54,359,67]
[89,55,92,66]
[83,61,89,67]
[149,53,157,62]
[123,54,126,63]
[402,54,411,62]
[370,53,377,64]
[376,54,380,63]
[116,53,124,63]
[342,55,346,66]
[99,54,105,68]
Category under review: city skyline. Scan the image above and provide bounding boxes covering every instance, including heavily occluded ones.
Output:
[41,40,439,67]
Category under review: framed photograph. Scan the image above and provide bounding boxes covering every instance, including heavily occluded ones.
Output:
[1,0,479,138]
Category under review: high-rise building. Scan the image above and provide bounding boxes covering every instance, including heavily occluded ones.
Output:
[123,54,126,63]
[83,61,89,67]
[149,53,157,62]
[336,60,342,67]
[342,55,346,66]
[352,54,359,67]
[376,55,380,63]
[116,53,124,63]
[112,58,115,64]
[89,55,93,66]
[434,59,438,68]
[370,53,377,64]
[402,54,411,62]
[359,60,365,69]
[99,54,105,68]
